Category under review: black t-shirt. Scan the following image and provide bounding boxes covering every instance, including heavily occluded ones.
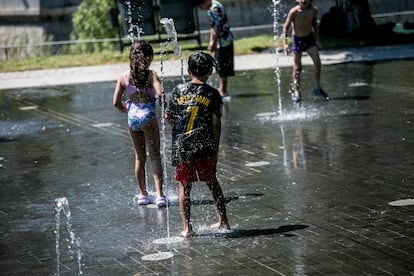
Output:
[166,82,223,166]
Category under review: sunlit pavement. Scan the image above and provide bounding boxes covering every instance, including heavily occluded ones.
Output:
[1,44,414,90]
[1,46,414,275]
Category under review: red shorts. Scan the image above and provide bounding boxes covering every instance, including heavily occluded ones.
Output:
[176,156,217,184]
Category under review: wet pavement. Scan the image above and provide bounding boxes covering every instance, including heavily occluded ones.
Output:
[1,49,414,275]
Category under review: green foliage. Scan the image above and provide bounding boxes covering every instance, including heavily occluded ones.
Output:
[235,35,282,54]
[70,0,117,53]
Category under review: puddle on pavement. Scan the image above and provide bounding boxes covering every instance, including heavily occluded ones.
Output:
[389,199,414,206]
[141,251,174,261]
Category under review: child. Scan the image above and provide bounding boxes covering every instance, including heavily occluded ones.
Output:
[165,52,230,238]
[192,0,234,101]
[282,0,329,102]
[113,40,167,207]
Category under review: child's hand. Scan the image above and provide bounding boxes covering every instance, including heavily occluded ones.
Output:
[164,114,174,126]
[208,42,216,52]
[124,100,130,113]
[283,44,290,54]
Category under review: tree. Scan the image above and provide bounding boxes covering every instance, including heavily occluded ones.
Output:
[70,0,117,52]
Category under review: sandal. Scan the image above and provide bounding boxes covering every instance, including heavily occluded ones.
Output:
[155,196,168,208]
[134,194,153,205]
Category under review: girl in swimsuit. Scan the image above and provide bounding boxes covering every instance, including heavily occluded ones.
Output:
[113,41,167,207]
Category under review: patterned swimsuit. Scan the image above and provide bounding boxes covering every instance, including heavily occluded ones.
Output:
[125,74,157,131]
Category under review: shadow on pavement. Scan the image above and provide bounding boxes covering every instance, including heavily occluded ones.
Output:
[196,224,309,238]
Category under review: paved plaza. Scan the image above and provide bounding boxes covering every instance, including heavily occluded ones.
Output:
[1,45,414,275]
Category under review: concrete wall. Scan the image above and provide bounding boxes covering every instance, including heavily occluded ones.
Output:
[0,0,81,59]
[0,0,81,16]
[0,0,413,59]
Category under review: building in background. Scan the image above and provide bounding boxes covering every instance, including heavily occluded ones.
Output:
[0,0,413,59]
[0,0,81,57]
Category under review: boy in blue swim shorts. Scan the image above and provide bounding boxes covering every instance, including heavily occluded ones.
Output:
[165,52,230,238]
[292,33,316,53]
[283,0,329,102]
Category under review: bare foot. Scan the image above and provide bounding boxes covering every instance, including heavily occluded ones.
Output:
[180,230,195,238]
[210,222,230,230]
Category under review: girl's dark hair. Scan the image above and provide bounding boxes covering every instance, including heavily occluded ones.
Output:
[129,40,154,86]
[188,52,216,77]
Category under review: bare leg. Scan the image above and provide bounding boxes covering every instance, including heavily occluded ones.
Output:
[292,52,302,93]
[128,128,148,196]
[142,119,164,198]
[307,46,321,89]
[206,176,230,230]
[178,181,193,237]
[218,76,228,96]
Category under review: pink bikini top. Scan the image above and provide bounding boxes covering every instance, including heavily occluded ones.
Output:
[124,72,156,99]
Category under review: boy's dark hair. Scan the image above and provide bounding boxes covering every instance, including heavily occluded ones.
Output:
[188,52,216,77]
[191,0,204,7]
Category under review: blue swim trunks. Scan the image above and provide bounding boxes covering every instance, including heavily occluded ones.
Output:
[291,33,316,53]
[127,101,156,131]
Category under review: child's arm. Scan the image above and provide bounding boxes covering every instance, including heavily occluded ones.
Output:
[152,70,162,97]
[212,113,221,157]
[113,74,127,113]
[164,88,177,127]
[282,9,294,53]
[152,70,165,108]
[208,26,218,52]
[164,108,175,126]
[312,8,321,49]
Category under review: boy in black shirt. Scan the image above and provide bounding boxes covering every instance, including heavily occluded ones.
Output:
[165,52,230,238]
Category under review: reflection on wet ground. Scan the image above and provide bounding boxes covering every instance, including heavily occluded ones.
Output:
[1,60,414,275]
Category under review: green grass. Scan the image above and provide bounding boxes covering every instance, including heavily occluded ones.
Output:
[234,35,278,54]
[0,51,127,73]
[0,35,276,73]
